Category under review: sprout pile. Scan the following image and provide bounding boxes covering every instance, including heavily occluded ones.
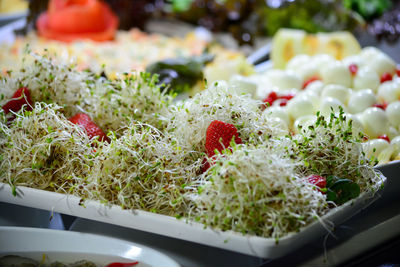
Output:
[0,52,384,240]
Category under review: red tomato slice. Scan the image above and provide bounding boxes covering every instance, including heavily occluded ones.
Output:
[48,0,107,33]
[37,0,119,42]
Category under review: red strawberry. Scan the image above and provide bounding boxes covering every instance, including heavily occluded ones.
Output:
[302,76,320,89]
[378,134,390,143]
[279,99,288,106]
[348,64,358,76]
[205,120,242,157]
[373,102,387,110]
[263,91,278,107]
[396,66,400,77]
[2,87,33,114]
[380,72,393,83]
[307,174,327,193]
[69,113,109,142]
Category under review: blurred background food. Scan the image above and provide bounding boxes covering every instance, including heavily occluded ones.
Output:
[0,0,28,14]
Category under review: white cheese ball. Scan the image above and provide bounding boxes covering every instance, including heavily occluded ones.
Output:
[312,54,336,71]
[359,47,385,61]
[264,106,290,126]
[298,64,319,80]
[248,75,273,99]
[304,80,324,95]
[287,97,315,120]
[229,75,257,98]
[321,84,350,105]
[347,89,377,114]
[293,115,317,134]
[386,101,400,127]
[286,55,311,72]
[320,61,352,87]
[319,97,346,117]
[390,136,400,157]
[296,90,320,108]
[388,126,399,141]
[345,113,364,139]
[377,81,400,104]
[342,55,366,69]
[363,138,390,159]
[360,107,390,138]
[353,67,380,92]
[366,54,396,77]
[265,69,302,91]
[267,116,289,134]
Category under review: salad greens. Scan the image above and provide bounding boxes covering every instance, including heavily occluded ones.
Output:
[146,54,214,93]
[343,0,392,21]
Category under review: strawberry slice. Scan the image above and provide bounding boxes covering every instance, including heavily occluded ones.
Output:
[205,120,242,157]
[69,113,109,142]
[263,92,295,108]
[307,174,327,193]
[263,91,278,107]
[106,262,138,267]
[378,134,390,143]
[302,76,320,89]
[373,102,388,110]
[380,72,393,83]
[348,64,358,76]
[2,87,33,114]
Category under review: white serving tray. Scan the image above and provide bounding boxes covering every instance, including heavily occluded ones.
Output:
[0,226,180,267]
[0,175,386,259]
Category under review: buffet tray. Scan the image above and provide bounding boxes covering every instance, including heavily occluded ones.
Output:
[0,174,386,259]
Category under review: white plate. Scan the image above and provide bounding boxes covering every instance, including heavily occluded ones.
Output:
[0,226,180,267]
[0,175,386,259]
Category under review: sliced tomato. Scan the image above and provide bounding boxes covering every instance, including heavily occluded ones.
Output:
[36,0,119,42]
[47,0,107,33]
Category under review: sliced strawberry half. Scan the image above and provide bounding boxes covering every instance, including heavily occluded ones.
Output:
[2,87,33,114]
[307,174,327,193]
[205,120,242,157]
[69,113,109,142]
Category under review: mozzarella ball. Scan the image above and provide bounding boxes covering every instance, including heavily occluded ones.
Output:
[342,55,366,69]
[312,54,336,71]
[265,69,302,91]
[304,80,324,95]
[377,81,400,104]
[320,61,352,87]
[359,47,384,61]
[264,106,290,126]
[360,107,390,138]
[363,138,390,158]
[296,90,319,107]
[391,136,400,156]
[347,89,377,114]
[267,116,289,133]
[366,54,396,77]
[319,97,346,117]
[363,138,390,160]
[353,67,380,92]
[287,97,315,120]
[321,84,350,105]
[293,115,317,134]
[388,126,399,141]
[298,64,319,80]
[249,74,273,99]
[345,113,364,139]
[229,75,257,98]
[386,101,400,127]
[286,55,311,72]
